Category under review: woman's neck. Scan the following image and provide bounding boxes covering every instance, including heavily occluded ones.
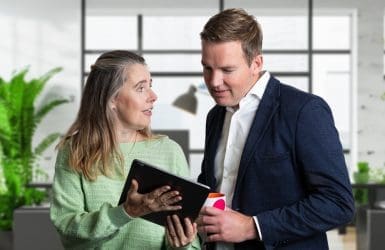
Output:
[119,130,137,143]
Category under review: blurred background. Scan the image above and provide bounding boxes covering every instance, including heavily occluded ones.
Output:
[0,0,384,249]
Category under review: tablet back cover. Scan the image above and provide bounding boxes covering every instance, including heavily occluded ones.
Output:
[118,159,210,226]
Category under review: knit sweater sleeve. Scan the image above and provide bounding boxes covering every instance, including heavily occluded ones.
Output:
[50,146,133,249]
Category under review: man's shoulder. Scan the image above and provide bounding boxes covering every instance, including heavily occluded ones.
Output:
[277,80,312,100]
[272,77,322,109]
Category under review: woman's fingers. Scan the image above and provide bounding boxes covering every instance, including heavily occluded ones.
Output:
[146,186,182,212]
[127,179,139,196]
[166,215,180,246]
[183,217,196,237]
[173,215,185,239]
[147,185,171,200]
[166,215,197,248]
[124,183,183,217]
[123,179,142,217]
[160,191,182,206]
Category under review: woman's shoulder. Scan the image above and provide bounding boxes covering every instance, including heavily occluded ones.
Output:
[148,134,181,149]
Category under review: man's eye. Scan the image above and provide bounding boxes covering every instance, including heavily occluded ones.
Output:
[203,66,212,71]
[223,69,234,73]
[138,87,144,92]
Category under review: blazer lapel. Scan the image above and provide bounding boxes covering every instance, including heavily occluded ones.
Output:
[234,77,281,196]
[205,106,226,189]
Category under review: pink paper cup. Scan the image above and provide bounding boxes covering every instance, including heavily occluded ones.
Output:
[204,192,226,210]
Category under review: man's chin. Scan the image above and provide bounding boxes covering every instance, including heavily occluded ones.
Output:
[214,98,236,108]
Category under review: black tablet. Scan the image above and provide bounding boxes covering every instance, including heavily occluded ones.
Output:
[118,159,210,226]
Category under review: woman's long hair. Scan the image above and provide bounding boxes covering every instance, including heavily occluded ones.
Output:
[57,50,152,181]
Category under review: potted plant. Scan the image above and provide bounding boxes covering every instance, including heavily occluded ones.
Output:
[353,161,370,206]
[0,67,68,245]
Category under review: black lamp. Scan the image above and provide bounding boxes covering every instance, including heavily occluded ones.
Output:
[172,85,198,114]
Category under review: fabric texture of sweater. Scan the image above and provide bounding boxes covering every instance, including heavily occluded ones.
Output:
[50,136,201,250]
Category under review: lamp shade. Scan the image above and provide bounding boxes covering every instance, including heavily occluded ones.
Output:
[172,85,198,114]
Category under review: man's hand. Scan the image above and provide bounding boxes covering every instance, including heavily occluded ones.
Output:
[197,206,257,243]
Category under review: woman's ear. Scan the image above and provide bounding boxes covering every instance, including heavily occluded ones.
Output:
[109,98,117,111]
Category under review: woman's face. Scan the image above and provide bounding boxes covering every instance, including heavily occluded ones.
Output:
[112,64,157,136]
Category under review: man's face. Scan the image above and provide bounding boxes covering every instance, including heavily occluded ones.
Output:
[201,40,263,108]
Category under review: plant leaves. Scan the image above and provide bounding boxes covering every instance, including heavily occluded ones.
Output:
[34,133,62,156]
[0,67,65,230]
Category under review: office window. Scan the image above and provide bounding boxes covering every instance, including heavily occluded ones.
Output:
[83,8,354,174]
[86,16,137,50]
[313,54,351,149]
[312,13,352,166]
[313,16,351,50]
[263,54,308,72]
[144,54,202,72]
[143,16,207,50]
[259,16,308,50]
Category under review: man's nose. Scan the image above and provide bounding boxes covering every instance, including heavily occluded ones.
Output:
[207,71,223,87]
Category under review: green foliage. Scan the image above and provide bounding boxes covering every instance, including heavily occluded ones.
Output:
[369,168,385,184]
[0,67,69,230]
[352,162,385,206]
[357,161,369,173]
[353,162,370,206]
[353,188,368,206]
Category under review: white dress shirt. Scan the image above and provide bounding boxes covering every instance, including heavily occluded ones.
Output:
[213,71,270,250]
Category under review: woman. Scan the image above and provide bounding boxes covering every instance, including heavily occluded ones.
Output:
[50,50,200,249]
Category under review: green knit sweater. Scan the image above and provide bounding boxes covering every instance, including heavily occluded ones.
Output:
[50,136,201,250]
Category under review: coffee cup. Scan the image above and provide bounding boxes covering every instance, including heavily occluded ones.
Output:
[203,192,226,210]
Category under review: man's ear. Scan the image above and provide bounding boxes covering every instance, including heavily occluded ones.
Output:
[251,54,263,75]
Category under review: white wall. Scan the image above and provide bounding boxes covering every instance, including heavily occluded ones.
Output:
[0,0,81,181]
[1,0,384,181]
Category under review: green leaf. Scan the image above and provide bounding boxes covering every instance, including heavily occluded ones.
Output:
[34,133,61,156]
[34,99,69,126]
[0,67,65,230]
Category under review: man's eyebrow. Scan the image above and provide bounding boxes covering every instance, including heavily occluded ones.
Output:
[221,65,236,69]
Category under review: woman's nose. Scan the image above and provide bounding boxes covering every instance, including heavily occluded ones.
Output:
[148,89,157,103]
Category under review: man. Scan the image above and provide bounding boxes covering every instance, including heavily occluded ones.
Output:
[197,8,354,250]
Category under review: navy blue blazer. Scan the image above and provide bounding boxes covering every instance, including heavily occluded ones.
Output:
[198,76,354,250]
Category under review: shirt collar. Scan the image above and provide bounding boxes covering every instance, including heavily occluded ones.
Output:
[249,70,270,100]
[226,71,270,113]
